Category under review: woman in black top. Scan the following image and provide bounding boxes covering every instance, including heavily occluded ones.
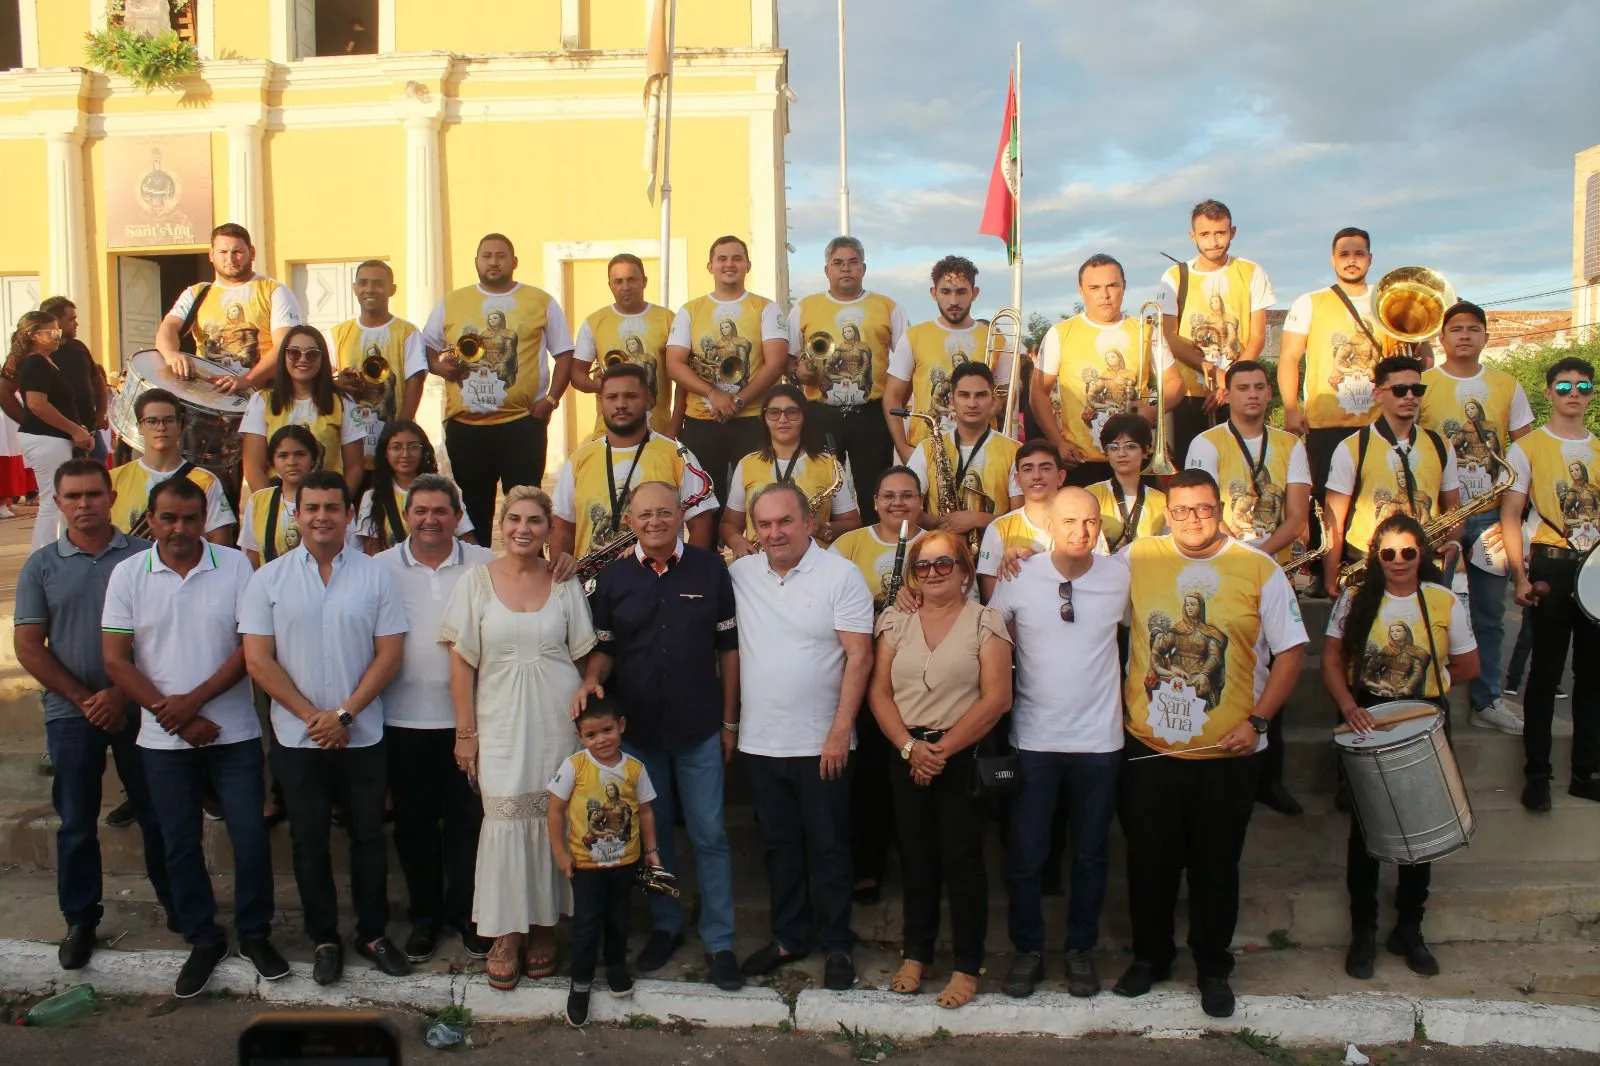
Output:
[9,312,92,550]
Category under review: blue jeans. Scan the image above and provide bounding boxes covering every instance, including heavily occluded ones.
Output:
[1007,749,1120,953]
[46,711,173,927]
[627,733,736,954]
[1456,512,1507,709]
[142,739,274,945]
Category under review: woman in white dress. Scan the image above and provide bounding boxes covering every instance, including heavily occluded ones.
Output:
[440,484,595,990]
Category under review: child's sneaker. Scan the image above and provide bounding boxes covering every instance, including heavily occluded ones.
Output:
[608,966,635,997]
[566,986,590,1028]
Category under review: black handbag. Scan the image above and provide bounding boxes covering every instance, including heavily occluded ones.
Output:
[970,722,1020,798]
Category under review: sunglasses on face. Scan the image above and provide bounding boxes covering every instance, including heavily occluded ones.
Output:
[1553,381,1595,396]
[1384,383,1427,398]
[912,556,957,578]
[1378,545,1420,562]
[284,346,323,362]
[1058,580,1075,623]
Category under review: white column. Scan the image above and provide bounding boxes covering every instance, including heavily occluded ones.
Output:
[226,122,267,263]
[20,0,39,69]
[403,115,445,325]
[560,0,581,48]
[44,129,89,302]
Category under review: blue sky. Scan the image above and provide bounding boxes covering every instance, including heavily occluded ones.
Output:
[777,0,1598,325]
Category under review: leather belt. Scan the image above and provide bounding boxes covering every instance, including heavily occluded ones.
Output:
[1530,544,1584,563]
[908,727,947,743]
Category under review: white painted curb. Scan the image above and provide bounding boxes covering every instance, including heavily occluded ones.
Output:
[1422,998,1600,1051]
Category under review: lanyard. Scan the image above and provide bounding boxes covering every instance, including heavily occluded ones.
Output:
[1110,480,1146,552]
[773,450,802,486]
[1372,419,1419,515]
[1227,422,1268,494]
[952,428,991,504]
[606,431,649,530]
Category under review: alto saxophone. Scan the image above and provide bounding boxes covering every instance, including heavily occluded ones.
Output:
[575,446,715,590]
[1281,500,1327,576]
[749,453,847,554]
[890,407,975,553]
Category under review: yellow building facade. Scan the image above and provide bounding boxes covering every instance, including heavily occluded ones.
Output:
[0,0,789,463]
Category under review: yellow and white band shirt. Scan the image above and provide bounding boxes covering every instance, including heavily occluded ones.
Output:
[574,303,678,437]
[422,283,575,424]
[788,291,910,407]
[886,319,993,445]
[1156,257,1275,397]
[165,275,301,373]
[668,293,787,422]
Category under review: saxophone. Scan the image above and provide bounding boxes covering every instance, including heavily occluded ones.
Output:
[890,407,971,551]
[808,457,847,527]
[575,446,714,590]
[1281,500,1327,576]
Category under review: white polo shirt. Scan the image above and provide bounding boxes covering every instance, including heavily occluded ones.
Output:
[730,541,874,758]
[237,544,409,749]
[101,543,258,751]
[375,537,497,729]
[987,551,1130,754]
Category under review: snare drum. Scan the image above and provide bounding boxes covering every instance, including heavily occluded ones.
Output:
[112,349,249,487]
[1335,699,1475,863]
[1574,546,1600,624]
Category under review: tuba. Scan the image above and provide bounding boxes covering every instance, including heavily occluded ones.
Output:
[1137,300,1176,475]
[1374,266,1455,357]
[983,308,1024,437]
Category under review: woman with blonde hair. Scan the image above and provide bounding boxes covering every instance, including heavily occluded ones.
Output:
[10,312,94,549]
[439,484,595,990]
[868,530,1012,1009]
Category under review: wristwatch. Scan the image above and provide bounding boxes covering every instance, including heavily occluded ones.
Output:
[1247,714,1269,735]
[336,707,354,729]
[900,739,916,761]
[732,394,748,411]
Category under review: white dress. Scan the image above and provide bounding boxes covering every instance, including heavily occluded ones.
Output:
[438,565,596,935]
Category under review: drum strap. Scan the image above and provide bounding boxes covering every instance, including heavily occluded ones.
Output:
[1329,284,1384,354]
[178,284,211,355]
[263,486,284,563]
[1413,589,1448,700]
[378,485,405,549]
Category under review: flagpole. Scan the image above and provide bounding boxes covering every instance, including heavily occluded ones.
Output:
[658,0,678,307]
[836,0,851,236]
[1011,41,1023,317]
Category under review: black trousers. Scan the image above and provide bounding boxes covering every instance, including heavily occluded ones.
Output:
[1526,551,1600,781]
[386,726,483,931]
[444,416,549,539]
[678,415,766,523]
[1171,397,1211,468]
[850,705,893,886]
[569,864,636,988]
[1305,426,1359,553]
[1120,747,1261,979]
[888,744,988,974]
[272,741,391,946]
[1065,461,1113,488]
[811,398,895,525]
[1345,693,1443,932]
[744,753,855,955]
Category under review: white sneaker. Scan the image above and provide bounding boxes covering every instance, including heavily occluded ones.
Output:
[1471,698,1525,735]
[0,506,14,519]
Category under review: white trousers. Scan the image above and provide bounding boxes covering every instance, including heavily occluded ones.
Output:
[19,432,73,550]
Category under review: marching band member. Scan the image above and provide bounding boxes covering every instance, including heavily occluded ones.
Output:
[1322,355,1461,600]
[721,384,858,556]
[908,363,1021,539]
[1116,469,1307,1019]
[108,388,235,545]
[240,326,366,497]
[976,440,1066,602]
[155,223,302,393]
[1089,414,1167,553]
[1184,359,1312,815]
[664,235,789,512]
[882,256,990,457]
[329,260,428,471]
[356,421,477,553]
[550,363,717,563]
[422,233,576,537]
[1030,255,1155,487]
[1501,357,1600,812]
[1322,513,1478,980]
[571,254,681,437]
[791,237,910,522]
[1157,201,1275,463]
[830,466,927,611]
[238,425,320,569]
[1419,300,1534,733]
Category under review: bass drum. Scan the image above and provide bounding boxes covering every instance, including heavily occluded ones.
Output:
[1575,546,1600,624]
[111,349,249,497]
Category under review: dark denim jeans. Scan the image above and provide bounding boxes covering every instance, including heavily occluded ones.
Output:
[743,753,854,956]
[1006,748,1120,953]
[46,710,173,927]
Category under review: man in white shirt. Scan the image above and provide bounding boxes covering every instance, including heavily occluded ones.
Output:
[101,476,283,998]
[375,475,495,964]
[239,470,409,986]
[988,487,1129,1000]
[730,482,874,992]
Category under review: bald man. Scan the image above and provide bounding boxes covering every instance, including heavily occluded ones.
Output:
[986,487,1131,999]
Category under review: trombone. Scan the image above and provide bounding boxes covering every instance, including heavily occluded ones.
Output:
[983,307,1023,437]
[1138,300,1176,475]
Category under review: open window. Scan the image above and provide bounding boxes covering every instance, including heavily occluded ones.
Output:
[293,0,380,59]
[1,0,24,71]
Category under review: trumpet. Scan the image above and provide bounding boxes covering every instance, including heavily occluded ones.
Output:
[602,348,628,369]
[983,308,1024,437]
[360,353,391,387]
[443,334,485,366]
[799,330,835,381]
[1138,300,1175,475]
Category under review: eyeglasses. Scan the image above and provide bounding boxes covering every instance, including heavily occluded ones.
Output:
[631,508,678,522]
[1378,545,1420,562]
[912,556,957,578]
[284,346,324,363]
[386,442,424,454]
[1384,383,1427,398]
[1104,440,1145,455]
[764,407,803,422]
[1553,381,1595,396]
[1058,580,1076,623]
[1168,503,1217,520]
[138,416,179,429]
[877,490,920,502]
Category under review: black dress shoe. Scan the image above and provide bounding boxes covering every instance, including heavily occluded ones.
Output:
[706,950,744,991]
[823,953,857,991]
[1199,976,1235,1018]
[455,924,492,959]
[404,923,439,963]
[239,938,290,980]
[608,965,635,997]
[312,943,344,986]
[740,942,805,977]
[356,936,413,977]
[1345,929,1377,980]
[1065,949,1100,998]
[1386,926,1439,977]
[1002,951,1044,998]
[175,940,229,999]
[1523,775,1552,812]
[59,924,95,970]
[635,929,683,973]
[1257,781,1304,816]
[1569,774,1600,803]
[566,987,590,1028]
[1112,959,1171,998]
[103,799,136,828]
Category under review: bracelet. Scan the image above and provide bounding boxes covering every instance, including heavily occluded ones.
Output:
[721,721,739,733]
[456,729,478,739]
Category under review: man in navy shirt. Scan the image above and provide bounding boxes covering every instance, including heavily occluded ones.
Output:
[574,480,741,990]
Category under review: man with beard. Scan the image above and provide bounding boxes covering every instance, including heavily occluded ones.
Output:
[572,254,680,437]
[550,363,717,564]
[155,223,302,393]
[884,256,991,457]
[331,261,428,471]
[422,233,575,536]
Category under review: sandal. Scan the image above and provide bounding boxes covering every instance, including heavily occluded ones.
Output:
[935,971,979,1010]
[889,959,928,995]
[524,946,558,980]
[486,933,523,991]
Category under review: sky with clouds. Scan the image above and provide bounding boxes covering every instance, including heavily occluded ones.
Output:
[776,0,1599,324]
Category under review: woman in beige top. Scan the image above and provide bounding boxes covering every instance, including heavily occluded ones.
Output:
[868,531,1012,1009]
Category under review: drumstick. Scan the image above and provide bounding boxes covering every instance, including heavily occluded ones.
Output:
[1128,742,1227,761]
[1333,706,1440,736]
